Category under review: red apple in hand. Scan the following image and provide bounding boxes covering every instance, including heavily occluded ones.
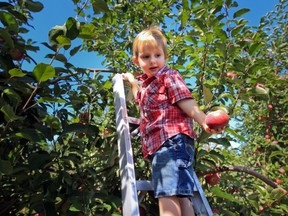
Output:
[206,109,229,130]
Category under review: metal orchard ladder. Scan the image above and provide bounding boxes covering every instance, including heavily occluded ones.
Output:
[112,74,213,216]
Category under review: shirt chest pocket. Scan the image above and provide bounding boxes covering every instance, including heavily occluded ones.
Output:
[145,85,167,107]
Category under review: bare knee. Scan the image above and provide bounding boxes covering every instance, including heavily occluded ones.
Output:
[158,196,181,216]
[178,197,195,216]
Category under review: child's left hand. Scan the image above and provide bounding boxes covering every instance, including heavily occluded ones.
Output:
[203,123,225,134]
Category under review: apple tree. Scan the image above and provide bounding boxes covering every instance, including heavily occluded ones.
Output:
[0,0,287,215]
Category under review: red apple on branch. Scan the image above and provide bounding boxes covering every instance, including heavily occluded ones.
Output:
[226,71,238,79]
[79,112,89,124]
[212,209,220,215]
[205,173,220,186]
[206,108,229,130]
[279,168,285,174]
[9,48,24,61]
[275,178,282,185]
[255,83,267,93]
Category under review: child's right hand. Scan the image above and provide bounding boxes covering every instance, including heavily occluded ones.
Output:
[122,73,135,84]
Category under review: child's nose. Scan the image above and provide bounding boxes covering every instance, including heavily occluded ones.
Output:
[150,56,156,63]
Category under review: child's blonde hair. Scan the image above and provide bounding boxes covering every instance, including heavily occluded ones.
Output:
[132,26,167,58]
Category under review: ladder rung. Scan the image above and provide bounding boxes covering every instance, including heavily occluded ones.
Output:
[136,180,153,191]
[128,117,140,125]
[128,117,140,137]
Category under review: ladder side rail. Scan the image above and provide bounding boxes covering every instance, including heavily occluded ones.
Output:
[113,74,140,216]
[192,171,213,216]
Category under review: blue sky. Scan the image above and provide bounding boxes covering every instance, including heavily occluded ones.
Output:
[24,0,279,71]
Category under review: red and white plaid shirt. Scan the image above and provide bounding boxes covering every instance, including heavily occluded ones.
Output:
[136,66,197,158]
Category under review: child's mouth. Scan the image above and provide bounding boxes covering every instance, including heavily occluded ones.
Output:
[150,66,158,70]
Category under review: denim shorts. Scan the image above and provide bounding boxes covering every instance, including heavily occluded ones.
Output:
[149,133,195,198]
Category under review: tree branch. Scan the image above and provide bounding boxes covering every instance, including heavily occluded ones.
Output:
[199,165,282,189]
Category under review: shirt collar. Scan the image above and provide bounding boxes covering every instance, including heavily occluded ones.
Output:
[137,65,169,81]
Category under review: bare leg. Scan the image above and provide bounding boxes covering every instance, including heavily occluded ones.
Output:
[158,196,181,216]
[178,197,195,216]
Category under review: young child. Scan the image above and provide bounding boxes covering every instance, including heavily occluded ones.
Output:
[122,26,223,216]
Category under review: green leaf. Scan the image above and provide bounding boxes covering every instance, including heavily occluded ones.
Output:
[44,54,67,63]
[200,158,217,168]
[194,163,212,171]
[92,0,109,14]
[210,187,240,203]
[55,53,68,63]
[8,68,26,78]
[231,24,245,37]
[0,104,22,122]
[184,35,197,44]
[62,171,73,185]
[70,45,82,56]
[63,123,99,135]
[226,128,246,142]
[3,88,22,107]
[37,97,66,104]
[0,160,13,175]
[269,150,285,158]
[203,85,213,104]
[78,23,96,39]
[215,42,227,58]
[42,116,61,130]
[208,138,231,148]
[69,205,81,212]
[65,17,80,40]
[33,63,55,82]
[233,8,250,18]
[192,19,206,32]
[103,80,113,89]
[215,29,227,42]
[208,150,225,162]
[28,152,52,170]
[56,35,71,50]
[249,42,263,55]
[270,188,286,200]
[0,2,13,8]
[41,42,57,52]
[216,92,235,102]
[24,0,44,12]
[0,11,18,33]
[48,25,67,47]
[254,185,268,197]
[196,149,209,159]
[0,28,14,47]
[15,128,44,142]
[197,130,212,143]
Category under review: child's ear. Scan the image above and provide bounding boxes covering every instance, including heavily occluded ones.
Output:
[132,56,139,65]
[165,53,169,60]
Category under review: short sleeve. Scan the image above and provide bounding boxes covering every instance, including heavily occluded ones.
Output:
[164,70,193,104]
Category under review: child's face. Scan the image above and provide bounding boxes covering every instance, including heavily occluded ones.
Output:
[133,44,166,78]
